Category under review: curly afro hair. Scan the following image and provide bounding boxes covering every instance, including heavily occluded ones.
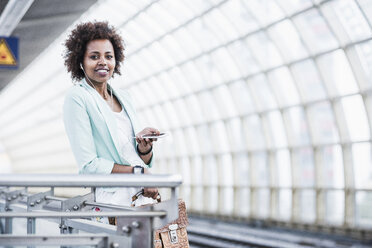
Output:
[63,21,125,81]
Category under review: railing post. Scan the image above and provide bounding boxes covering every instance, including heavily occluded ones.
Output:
[116,216,152,248]
[27,217,36,248]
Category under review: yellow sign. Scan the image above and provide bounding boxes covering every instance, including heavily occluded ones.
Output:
[0,39,17,66]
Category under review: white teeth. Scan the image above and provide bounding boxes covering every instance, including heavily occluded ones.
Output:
[97,69,107,73]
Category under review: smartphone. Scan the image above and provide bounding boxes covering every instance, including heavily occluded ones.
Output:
[141,132,168,139]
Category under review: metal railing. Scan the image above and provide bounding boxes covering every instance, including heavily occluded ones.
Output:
[0,173,182,247]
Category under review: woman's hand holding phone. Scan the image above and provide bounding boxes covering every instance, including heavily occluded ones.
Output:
[135,127,160,154]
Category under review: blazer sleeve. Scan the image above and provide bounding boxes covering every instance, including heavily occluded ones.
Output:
[63,90,114,174]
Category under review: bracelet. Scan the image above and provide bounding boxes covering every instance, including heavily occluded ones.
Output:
[137,144,153,156]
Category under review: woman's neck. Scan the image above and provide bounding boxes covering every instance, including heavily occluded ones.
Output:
[86,77,110,100]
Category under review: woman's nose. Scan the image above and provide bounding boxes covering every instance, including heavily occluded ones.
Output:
[98,57,107,65]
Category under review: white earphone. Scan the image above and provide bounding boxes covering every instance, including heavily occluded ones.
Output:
[80,63,83,70]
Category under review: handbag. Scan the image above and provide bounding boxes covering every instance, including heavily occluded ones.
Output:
[132,190,190,248]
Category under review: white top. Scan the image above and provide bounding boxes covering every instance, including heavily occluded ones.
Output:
[112,108,145,167]
[95,108,154,208]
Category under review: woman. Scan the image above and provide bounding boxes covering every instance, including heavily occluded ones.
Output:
[63,21,159,211]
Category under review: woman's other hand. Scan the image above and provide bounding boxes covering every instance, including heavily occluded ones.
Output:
[143,167,159,199]
[135,127,160,153]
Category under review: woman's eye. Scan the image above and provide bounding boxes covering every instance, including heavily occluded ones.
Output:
[90,55,99,59]
[106,55,113,59]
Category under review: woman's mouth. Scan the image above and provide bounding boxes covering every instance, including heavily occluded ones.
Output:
[95,69,109,77]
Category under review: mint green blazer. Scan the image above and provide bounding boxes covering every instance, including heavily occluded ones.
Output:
[63,79,153,178]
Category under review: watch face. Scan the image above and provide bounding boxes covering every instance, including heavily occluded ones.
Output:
[133,166,144,174]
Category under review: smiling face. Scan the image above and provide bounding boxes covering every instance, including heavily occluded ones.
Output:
[82,39,116,84]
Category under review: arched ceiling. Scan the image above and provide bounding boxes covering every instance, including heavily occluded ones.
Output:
[0,0,371,228]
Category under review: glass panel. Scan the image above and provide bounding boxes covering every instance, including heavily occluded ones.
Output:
[146,76,167,103]
[182,0,215,16]
[283,107,311,146]
[246,33,284,70]
[292,148,315,187]
[276,149,292,187]
[307,101,340,145]
[194,55,223,87]
[198,91,221,122]
[244,0,285,26]
[228,80,256,115]
[162,102,181,129]
[226,118,247,152]
[367,96,372,132]
[278,189,292,221]
[160,34,187,64]
[358,0,372,26]
[356,191,372,226]
[299,190,316,222]
[173,129,187,157]
[203,8,240,43]
[234,153,250,187]
[267,66,301,107]
[191,156,203,211]
[173,99,192,127]
[159,0,194,23]
[251,152,269,187]
[353,40,372,91]
[184,127,200,156]
[268,20,308,62]
[146,2,180,33]
[321,0,371,44]
[210,121,230,153]
[290,59,327,102]
[293,8,339,54]
[325,190,344,225]
[352,142,372,189]
[227,40,260,76]
[157,72,180,99]
[187,19,220,52]
[340,95,370,142]
[317,145,344,188]
[218,154,234,215]
[235,187,250,217]
[317,50,359,97]
[152,105,168,131]
[275,0,313,15]
[148,41,175,71]
[180,157,191,204]
[184,95,205,124]
[248,74,277,111]
[168,67,193,95]
[220,0,259,35]
[172,27,201,59]
[210,47,241,82]
[203,155,219,214]
[255,189,270,218]
[197,125,213,155]
[179,61,205,92]
[264,111,288,149]
[233,153,250,217]
[212,85,238,118]
[243,115,266,150]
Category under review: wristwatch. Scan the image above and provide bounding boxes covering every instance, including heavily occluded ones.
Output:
[133,165,144,174]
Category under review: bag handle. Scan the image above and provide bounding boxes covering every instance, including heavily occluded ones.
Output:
[131,189,161,207]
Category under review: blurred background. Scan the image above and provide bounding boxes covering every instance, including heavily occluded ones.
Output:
[0,0,372,244]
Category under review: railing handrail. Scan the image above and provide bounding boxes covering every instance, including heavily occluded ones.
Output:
[0,173,182,187]
[0,211,167,218]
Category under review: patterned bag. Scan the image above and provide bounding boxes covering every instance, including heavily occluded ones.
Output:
[131,191,190,248]
[153,199,189,248]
